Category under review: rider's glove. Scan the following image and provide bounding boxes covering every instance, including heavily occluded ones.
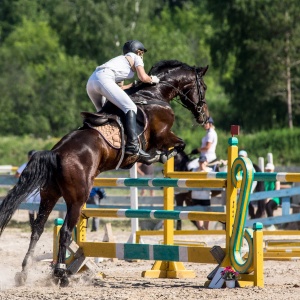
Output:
[150,75,160,84]
[191,148,199,155]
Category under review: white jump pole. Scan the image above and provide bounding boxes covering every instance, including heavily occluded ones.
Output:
[258,157,264,172]
[127,163,139,243]
[0,165,14,174]
[267,153,273,164]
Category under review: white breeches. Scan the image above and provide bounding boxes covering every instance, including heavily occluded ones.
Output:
[86,68,137,114]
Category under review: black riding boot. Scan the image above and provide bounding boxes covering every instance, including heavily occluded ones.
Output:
[125,110,150,159]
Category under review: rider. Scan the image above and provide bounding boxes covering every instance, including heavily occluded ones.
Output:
[86,40,160,158]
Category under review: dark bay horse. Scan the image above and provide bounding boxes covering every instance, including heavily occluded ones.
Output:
[0,60,209,286]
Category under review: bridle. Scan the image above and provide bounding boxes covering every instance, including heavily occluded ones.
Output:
[158,67,207,124]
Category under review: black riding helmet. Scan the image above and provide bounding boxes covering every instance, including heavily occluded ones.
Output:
[123,40,147,55]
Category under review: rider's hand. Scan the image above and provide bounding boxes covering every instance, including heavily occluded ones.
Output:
[191,148,199,155]
[150,75,160,84]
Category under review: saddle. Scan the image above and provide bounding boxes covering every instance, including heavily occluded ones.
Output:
[80,101,148,169]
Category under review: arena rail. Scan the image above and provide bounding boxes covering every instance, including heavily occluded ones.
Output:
[246,187,300,227]
[0,165,18,174]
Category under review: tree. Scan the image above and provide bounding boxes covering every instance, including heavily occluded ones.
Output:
[42,0,161,64]
[145,2,230,135]
[0,19,92,137]
[207,0,300,131]
[0,0,229,140]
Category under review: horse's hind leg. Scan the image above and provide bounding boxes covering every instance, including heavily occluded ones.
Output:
[248,203,255,219]
[15,191,59,286]
[53,205,84,287]
[53,200,87,287]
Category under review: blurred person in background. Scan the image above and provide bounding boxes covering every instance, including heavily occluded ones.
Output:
[264,163,280,230]
[137,162,155,196]
[87,187,106,232]
[190,117,218,171]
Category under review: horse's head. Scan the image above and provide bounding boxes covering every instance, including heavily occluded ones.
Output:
[177,65,209,125]
[148,60,210,125]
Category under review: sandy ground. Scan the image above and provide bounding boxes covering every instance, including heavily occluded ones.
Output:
[1,210,300,299]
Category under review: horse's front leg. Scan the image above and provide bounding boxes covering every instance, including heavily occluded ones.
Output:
[140,142,185,164]
[159,132,186,163]
[139,149,163,164]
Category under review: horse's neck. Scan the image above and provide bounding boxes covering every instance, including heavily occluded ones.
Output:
[136,91,164,100]
[129,77,180,104]
[131,90,172,106]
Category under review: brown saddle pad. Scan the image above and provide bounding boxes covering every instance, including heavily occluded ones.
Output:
[94,122,121,149]
[80,109,148,170]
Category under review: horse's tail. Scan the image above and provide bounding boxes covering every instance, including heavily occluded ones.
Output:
[0,150,58,236]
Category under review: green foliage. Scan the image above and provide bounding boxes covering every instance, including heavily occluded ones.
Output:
[0,135,58,165]
[0,0,230,139]
[207,0,300,131]
[2,128,300,167]
[0,0,300,156]
[237,128,300,166]
[0,18,94,137]
[153,2,230,135]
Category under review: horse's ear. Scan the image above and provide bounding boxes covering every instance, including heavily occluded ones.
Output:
[199,65,209,77]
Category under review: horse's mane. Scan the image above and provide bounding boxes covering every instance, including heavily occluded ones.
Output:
[149,60,194,75]
[126,60,194,95]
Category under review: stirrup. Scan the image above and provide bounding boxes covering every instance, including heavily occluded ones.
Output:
[137,148,151,159]
[125,147,150,159]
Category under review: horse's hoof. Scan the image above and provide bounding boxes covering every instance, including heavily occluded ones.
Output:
[54,267,66,278]
[14,271,27,286]
[60,276,69,287]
